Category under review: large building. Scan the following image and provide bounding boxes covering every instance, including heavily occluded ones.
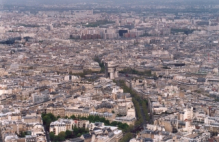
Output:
[32,93,50,104]
[49,119,89,135]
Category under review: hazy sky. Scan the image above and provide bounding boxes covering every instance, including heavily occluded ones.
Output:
[1,0,219,5]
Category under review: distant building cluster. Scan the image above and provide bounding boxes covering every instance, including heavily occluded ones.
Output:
[1,2,219,142]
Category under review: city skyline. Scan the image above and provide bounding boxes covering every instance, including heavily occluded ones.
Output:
[0,1,219,142]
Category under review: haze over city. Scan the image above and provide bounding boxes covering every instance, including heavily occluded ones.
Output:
[1,0,219,5]
[0,0,219,142]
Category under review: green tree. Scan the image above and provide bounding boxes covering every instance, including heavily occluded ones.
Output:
[64,116,69,119]
[120,132,133,142]
[104,120,110,125]
[88,115,94,122]
[114,80,149,132]
[73,126,79,133]
[119,68,152,76]
[19,131,26,137]
[58,132,66,141]
[54,136,59,141]
[41,113,58,131]
[49,132,55,141]
[77,133,81,137]
[70,115,76,119]
[65,130,73,139]
[111,121,118,126]
[42,116,51,130]
[72,127,89,138]
[100,117,106,122]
